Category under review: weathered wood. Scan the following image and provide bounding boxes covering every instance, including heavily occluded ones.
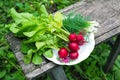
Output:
[26,62,56,80]
[104,34,120,72]
[6,0,120,79]
[95,26,120,45]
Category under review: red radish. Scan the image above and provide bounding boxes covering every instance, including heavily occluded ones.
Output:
[76,34,84,45]
[76,34,83,41]
[79,32,83,35]
[58,48,68,58]
[68,42,79,51]
[69,52,79,59]
[68,33,77,42]
[79,40,85,45]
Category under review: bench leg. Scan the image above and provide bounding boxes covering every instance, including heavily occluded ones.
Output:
[104,35,120,72]
[49,66,68,80]
[106,39,114,48]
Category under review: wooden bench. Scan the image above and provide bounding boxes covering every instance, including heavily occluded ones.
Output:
[6,0,120,80]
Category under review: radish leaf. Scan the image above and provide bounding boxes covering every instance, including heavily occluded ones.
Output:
[32,53,42,65]
[44,49,53,58]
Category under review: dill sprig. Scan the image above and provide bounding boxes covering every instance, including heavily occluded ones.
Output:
[63,13,90,33]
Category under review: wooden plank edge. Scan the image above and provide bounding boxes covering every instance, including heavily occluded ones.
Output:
[25,62,57,80]
[95,26,120,45]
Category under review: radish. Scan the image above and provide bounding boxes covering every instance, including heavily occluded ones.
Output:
[68,42,79,51]
[69,52,79,59]
[58,48,68,58]
[68,33,77,42]
[76,34,84,45]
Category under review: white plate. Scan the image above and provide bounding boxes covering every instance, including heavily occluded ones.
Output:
[44,32,95,65]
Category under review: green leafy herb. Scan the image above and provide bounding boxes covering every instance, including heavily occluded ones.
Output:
[32,53,42,65]
[63,13,90,33]
[21,43,30,54]
[23,49,33,64]
[35,42,46,50]
[44,49,53,58]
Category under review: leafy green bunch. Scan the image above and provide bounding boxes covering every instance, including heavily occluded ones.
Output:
[6,5,70,65]
[6,4,91,65]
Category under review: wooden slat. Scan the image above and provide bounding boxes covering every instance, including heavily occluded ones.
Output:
[6,0,120,79]
[26,62,56,80]
[95,26,120,45]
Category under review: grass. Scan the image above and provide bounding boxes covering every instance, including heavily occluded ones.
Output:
[0,0,120,80]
